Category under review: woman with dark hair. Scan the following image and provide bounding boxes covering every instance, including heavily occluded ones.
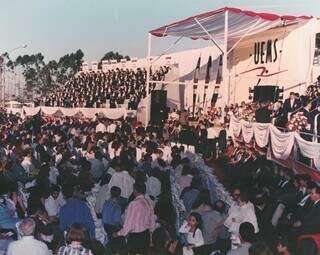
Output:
[191,190,224,253]
[57,223,92,255]
[276,237,293,255]
[179,212,204,255]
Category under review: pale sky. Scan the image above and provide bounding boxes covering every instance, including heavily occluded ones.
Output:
[0,0,319,62]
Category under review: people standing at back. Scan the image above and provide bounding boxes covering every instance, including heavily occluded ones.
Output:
[115,182,155,255]
[59,184,95,237]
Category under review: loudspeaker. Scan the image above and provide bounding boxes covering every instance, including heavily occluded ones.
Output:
[150,90,167,125]
[253,85,280,103]
[211,93,218,103]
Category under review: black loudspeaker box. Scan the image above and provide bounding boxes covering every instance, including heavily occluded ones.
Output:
[150,90,167,125]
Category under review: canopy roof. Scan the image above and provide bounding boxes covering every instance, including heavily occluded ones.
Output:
[149,7,312,46]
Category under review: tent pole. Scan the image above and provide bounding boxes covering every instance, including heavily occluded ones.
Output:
[227,18,261,55]
[194,18,224,54]
[146,33,152,126]
[223,10,229,106]
[151,36,183,65]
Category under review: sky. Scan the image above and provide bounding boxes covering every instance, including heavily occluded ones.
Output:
[0,0,319,62]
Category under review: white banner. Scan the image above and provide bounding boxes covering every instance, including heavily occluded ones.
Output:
[229,116,320,170]
[22,107,136,120]
[241,121,254,143]
[229,116,242,138]
[23,106,41,116]
[269,125,295,160]
[230,19,317,103]
[253,123,270,148]
[295,133,320,170]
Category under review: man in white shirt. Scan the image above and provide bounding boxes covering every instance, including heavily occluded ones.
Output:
[206,123,219,159]
[21,149,35,174]
[7,218,50,255]
[108,164,135,199]
[96,120,107,133]
[44,185,65,222]
[107,121,117,134]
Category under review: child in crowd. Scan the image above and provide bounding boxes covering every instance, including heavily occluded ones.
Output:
[179,212,204,255]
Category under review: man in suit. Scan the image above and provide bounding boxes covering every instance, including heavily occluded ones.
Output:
[272,101,286,127]
[255,102,271,123]
[292,180,317,221]
[300,100,320,129]
[254,193,275,240]
[179,125,196,146]
[283,92,301,116]
[299,100,320,143]
[292,186,320,238]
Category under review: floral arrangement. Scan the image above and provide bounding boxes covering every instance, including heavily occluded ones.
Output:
[238,109,255,122]
[287,112,311,131]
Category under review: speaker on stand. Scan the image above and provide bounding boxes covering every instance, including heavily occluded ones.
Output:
[150,90,167,125]
[248,85,283,103]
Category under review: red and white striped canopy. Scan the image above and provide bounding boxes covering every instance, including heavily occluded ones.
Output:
[149,7,312,46]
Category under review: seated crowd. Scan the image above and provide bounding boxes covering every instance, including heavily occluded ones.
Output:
[218,140,320,255]
[34,66,170,109]
[0,109,229,255]
[0,105,319,255]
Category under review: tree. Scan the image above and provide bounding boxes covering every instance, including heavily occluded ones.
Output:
[13,49,84,96]
[55,49,84,84]
[3,48,132,100]
[14,53,49,92]
[98,51,130,68]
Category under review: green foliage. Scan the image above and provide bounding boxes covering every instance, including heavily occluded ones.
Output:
[11,49,84,95]
[55,49,84,84]
[98,51,130,68]
[4,49,129,97]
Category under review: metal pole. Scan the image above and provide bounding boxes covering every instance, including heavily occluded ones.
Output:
[3,59,5,106]
[151,36,183,66]
[0,62,2,107]
[145,33,152,126]
[194,18,224,54]
[223,10,229,106]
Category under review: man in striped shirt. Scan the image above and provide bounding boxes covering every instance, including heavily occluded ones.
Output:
[115,182,155,254]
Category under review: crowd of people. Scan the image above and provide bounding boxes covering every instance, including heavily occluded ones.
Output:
[216,139,320,255]
[0,108,228,255]
[198,83,319,144]
[0,103,319,255]
[3,68,320,255]
[34,66,170,109]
